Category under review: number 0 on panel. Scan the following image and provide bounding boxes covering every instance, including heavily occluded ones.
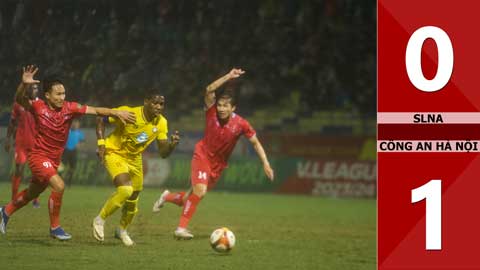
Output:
[405,26,453,92]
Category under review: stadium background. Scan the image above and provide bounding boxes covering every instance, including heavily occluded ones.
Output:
[0,0,376,198]
[0,0,376,269]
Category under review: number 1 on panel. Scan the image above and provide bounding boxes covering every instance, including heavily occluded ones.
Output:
[411,180,442,250]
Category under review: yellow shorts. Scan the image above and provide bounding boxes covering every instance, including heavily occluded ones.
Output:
[104,152,143,191]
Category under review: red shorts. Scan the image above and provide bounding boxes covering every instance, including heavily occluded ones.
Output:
[28,154,59,185]
[191,153,224,191]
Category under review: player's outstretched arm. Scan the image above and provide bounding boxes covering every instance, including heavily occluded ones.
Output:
[249,135,274,181]
[157,130,180,158]
[204,68,245,108]
[96,116,106,163]
[85,107,136,125]
[15,65,40,109]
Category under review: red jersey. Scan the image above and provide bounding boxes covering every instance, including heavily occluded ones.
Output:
[29,100,87,163]
[197,106,256,169]
[11,102,36,149]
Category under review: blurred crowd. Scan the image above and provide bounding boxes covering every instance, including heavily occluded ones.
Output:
[0,0,375,118]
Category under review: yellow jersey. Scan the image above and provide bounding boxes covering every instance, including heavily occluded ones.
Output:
[105,106,168,156]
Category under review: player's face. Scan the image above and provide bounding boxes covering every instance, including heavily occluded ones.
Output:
[216,98,236,120]
[29,84,39,99]
[145,95,165,117]
[45,84,66,109]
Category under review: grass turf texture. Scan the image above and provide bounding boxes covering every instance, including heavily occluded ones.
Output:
[0,183,376,270]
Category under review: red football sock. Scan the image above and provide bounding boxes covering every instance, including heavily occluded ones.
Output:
[165,192,186,206]
[5,189,30,216]
[49,191,63,229]
[178,194,202,229]
[11,175,21,200]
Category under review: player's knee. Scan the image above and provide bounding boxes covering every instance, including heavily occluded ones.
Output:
[55,184,65,193]
[114,173,132,187]
[50,179,65,192]
[118,185,134,200]
[193,184,207,198]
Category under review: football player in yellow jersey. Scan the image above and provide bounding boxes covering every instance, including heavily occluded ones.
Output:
[92,93,180,246]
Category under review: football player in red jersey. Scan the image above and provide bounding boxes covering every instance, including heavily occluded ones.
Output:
[0,65,136,240]
[152,68,274,239]
[4,83,41,207]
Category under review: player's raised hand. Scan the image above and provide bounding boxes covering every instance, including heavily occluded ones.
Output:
[264,163,274,182]
[228,68,245,79]
[22,65,40,84]
[171,130,180,146]
[114,110,136,124]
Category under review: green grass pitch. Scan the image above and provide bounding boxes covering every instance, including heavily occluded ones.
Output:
[0,183,376,270]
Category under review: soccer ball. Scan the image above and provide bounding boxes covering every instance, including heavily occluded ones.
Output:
[210,227,235,253]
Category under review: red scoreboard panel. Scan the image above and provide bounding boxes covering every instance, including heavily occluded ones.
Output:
[378,1,480,269]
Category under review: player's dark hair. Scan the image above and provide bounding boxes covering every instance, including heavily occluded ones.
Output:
[43,76,63,93]
[216,89,237,106]
[144,89,164,100]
